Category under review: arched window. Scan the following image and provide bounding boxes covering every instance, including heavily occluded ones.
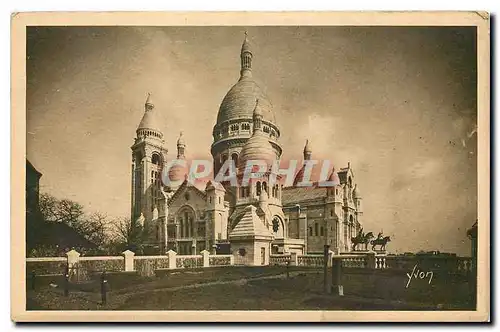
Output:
[256,182,261,196]
[349,215,354,224]
[178,207,195,238]
[152,153,161,165]
[314,223,319,236]
[262,181,267,194]
[231,153,238,171]
[308,226,313,236]
[320,226,324,237]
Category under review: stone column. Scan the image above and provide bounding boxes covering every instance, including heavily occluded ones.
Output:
[299,212,308,253]
[328,249,334,267]
[201,250,210,268]
[167,250,177,269]
[122,250,135,272]
[366,251,376,269]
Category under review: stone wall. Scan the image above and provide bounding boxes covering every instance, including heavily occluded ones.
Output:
[26,257,67,276]
[26,249,237,280]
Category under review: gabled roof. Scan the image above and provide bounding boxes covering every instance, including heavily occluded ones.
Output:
[37,221,97,250]
[229,205,273,239]
[167,179,207,207]
[282,186,327,205]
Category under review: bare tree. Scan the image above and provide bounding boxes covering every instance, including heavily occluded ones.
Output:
[110,216,134,246]
[81,211,110,249]
[56,199,85,226]
[109,217,154,254]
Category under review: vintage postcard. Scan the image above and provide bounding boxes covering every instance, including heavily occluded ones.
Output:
[11,11,490,322]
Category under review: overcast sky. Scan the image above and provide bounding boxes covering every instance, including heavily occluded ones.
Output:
[26,26,477,255]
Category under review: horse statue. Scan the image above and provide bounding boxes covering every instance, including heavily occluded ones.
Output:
[370,236,391,251]
[351,230,374,251]
[361,232,374,250]
[351,228,364,251]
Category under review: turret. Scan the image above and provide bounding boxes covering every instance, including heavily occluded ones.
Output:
[240,31,253,79]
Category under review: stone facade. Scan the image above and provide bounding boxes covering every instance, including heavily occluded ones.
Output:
[130,35,364,262]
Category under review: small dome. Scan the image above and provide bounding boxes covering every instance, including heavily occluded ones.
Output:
[238,133,276,172]
[353,184,360,198]
[177,132,186,146]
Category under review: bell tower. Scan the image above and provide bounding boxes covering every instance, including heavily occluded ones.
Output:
[131,93,168,235]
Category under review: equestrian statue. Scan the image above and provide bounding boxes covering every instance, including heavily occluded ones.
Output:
[370,231,391,251]
[351,227,374,251]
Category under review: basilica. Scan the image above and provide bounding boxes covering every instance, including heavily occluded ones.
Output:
[130,35,363,264]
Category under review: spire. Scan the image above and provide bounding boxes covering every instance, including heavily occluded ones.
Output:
[353,184,361,199]
[252,99,263,133]
[303,139,312,160]
[137,92,162,137]
[240,31,253,79]
[177,131,186,159]
[145,92,154,111]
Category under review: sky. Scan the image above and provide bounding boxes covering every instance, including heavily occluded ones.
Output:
[26,26,477,255]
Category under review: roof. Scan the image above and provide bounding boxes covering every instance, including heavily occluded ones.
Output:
[205,180,225,192]
[168,179,207,206]
[337,169,348,184]
[467,221,478,238]
[238,133,275,172]
[229,205,273,239]
[26,159,42,177]
[217,77,276,125]
[281,186,327,205]
[37,221,97,249]
[137,108,162,133]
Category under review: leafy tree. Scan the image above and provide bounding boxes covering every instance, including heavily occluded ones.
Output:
[36,193,111,252]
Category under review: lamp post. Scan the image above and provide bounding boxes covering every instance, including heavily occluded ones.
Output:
[323,244,330,294]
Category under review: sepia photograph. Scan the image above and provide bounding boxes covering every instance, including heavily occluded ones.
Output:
[11,11,490,322]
